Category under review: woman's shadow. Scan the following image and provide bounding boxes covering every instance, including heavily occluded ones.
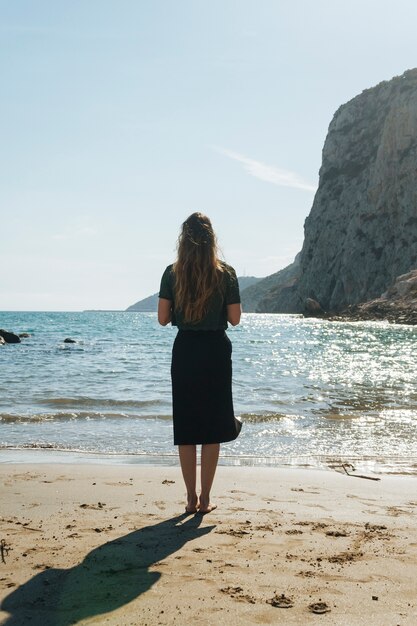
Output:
[1,513,213,626]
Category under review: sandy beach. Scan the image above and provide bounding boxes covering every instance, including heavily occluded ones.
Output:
[0,463,416,626]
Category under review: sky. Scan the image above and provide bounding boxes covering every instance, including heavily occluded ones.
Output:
[1,0,417,311]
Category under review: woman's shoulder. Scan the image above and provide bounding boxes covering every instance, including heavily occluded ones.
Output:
[160,264,175,287]
[219,261,237,275]
[162,263,175,275]
[219,262,238,284]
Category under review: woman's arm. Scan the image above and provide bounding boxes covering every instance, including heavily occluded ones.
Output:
[158,298,172,326]
[227,303,241,326]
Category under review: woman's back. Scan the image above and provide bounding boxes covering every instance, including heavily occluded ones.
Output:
[159,261,240,330]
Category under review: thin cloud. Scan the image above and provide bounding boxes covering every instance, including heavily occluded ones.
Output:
[51,216,98,241]
[213,146,317,192]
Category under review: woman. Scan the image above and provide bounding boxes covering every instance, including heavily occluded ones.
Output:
[158,212,242,514]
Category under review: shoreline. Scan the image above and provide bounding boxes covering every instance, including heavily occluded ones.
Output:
[1,463,416,625]
[1,448,417,476]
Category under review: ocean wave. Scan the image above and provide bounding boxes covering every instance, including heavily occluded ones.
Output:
[0,412,173,423]
[237,412,293,423]
[0,443,176,455]
[37,397,164,409]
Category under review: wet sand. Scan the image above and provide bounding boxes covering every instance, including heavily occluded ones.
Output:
[0,464,416,625]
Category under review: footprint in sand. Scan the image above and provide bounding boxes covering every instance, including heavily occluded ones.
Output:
[328,551,363,564]
[254,524,274,532]
[325,530,348,537]
[0,577,16,589]
[216,527,250,537]
[364,523,387,531]
[297,570,316,578]
[220,586,256,604]
[386,506,412,517]
[79,502,106,510]
[308,601,331,614]
[267,593,294,608]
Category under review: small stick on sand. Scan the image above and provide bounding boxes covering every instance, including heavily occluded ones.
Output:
[1,539,10,564]
[341,464,381,481]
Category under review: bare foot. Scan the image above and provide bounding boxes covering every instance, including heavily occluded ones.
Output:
[198,502,217,515]
[185,494,198,514]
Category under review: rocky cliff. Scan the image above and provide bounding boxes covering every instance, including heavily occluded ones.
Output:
[241,255,300,312]
[259,69,417,314]
[332,269,417,325]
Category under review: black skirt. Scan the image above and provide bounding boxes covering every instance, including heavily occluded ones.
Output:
[171,329,240,445]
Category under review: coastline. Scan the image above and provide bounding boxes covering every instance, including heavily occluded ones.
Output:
[1,463,416,625]
[1,448,417,476]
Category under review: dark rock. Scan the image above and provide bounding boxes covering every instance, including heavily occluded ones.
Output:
[304,298,325,317]
[0,329,21,344]
[63,338,76,344]
[19,333,31,338]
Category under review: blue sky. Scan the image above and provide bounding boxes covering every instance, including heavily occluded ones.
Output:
[1,0,417,310]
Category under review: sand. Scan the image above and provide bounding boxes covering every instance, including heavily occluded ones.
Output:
[0,463,416,626]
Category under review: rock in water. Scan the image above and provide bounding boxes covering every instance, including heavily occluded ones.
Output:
[0,329,21,344]
[63,338,77,343]
[264,68,417,314]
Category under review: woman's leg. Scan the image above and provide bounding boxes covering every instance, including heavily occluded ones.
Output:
[199,443,220,513]
[178,445,198,512]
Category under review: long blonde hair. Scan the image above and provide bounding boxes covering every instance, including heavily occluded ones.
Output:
[173,212,223,323]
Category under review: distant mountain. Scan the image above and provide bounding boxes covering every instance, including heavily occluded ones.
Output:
[241,254,301,312]
[126,275,263,312]
[126,293,159,312]
[236,276,263,292]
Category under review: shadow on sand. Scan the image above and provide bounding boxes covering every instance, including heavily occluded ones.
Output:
[1,513,213,625]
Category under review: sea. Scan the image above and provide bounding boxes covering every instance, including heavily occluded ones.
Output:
[1,311,416,474]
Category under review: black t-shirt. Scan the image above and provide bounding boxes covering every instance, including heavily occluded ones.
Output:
[159,262,241,330]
